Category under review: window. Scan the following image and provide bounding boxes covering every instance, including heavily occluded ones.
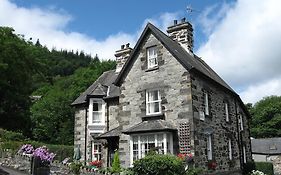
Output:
[147,46,158,68]
[130,133,173,166]
[243,145,247,163]
[239,115,244,131]
[92,142,102,161]
[225,103,229,122]
[204,92,209,115]
[228,139,232,160]
[146,90,161,115]
[207,134,212,160]
[89,98,105,125]
[199,111,205,121]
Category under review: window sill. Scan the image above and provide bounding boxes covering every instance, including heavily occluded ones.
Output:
[143,113,164,120]
[145,66,159,72]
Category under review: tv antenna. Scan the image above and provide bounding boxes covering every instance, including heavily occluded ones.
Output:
[186,5,200,14]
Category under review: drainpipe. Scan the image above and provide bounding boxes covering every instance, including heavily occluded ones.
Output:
[106,101,110,167]
[85,108,88,164]
[235,100,243,171]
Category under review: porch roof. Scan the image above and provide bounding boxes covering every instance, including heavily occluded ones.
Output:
[123,120,177,134]
[95,126,122,139]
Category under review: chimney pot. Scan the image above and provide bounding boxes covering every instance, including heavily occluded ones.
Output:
[181,17,186,23]
[126,43,130,48]
[174,20,178,25]
[121,45,125,49]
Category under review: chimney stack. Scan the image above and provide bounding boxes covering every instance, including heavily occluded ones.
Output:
[115,43,132,72]
[167,18,194,53]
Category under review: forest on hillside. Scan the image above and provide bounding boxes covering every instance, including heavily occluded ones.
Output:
[0,27,280,146]
[0,27,116,145]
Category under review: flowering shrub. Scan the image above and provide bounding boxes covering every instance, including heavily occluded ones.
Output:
[250,170,267,175]
[33,146,56,164]
[208,160,217,170]
[18,144,34,154]
[89,160,102,168]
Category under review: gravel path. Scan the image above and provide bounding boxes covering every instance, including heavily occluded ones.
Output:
[0,166,28,175]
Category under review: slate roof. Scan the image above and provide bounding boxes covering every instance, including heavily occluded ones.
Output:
[251,138,281,155]
[123,120,177,134]
[114,22,235,93]
[71,70,120,106]
[95,126,122,139]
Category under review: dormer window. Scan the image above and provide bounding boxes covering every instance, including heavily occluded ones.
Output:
[146,90,161,115]
[89,98,105,125]
[147,46,158,68]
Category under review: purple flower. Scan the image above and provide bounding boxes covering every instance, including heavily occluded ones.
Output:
[33,146,56,164]
[18,144,34,154]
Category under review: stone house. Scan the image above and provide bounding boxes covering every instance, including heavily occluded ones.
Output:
[72,18,252,174]
[252,138,281,174]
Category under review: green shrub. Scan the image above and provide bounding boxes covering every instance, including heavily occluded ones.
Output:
[243,161,256,175]
[112,150,121,173]
[255,162,274,175]
[70,162,82,175]
[0,128,25,141]
[132,154,185,175]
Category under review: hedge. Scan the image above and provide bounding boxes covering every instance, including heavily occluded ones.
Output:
[0,140,73,162]
[255,162,274,175]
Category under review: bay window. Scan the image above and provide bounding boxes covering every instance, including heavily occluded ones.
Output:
[146,90,161,115]
[130,133,173,165]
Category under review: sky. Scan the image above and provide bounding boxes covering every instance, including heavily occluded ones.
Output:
[1,0,281,104]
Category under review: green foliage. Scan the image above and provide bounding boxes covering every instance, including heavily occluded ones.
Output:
[249,96,281,138]
[30,60,115,145]
[70,162,82,175]
[243,161,256,175]
[0,128,25,141]
[112,150,121,173]
[255,162,274,175]
[132,154,185,175]
[0,140,73,161]
[186,167,204,175]
[0,27,34,134]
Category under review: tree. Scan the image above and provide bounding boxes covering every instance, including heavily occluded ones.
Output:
[0,27,35,134]
[250,96,281,138]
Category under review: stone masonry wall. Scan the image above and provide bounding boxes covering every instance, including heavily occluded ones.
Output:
[74,107,87,162]
[191,72,251,173]
[116,32,194,167]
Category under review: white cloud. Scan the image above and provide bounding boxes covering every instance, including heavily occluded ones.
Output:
[197,0,281,104]
[0,0,179,60]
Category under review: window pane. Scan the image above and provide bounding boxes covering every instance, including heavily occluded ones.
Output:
[154,102,160,113]
[93,112,102,123]
[93,103,99,111]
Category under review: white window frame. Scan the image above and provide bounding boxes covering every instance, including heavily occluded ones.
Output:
[204,92,209,115]
[92,142,102,161]
[239,115,244,131]
[207,134,212,160]
[199,111,205,121]
[225,102,229,122]
[89,98,105,125]
[129,132,173,166]
[147,46,158,69]
[146,90,162,115]
[243,145,247,163]
[228,139,232,160]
